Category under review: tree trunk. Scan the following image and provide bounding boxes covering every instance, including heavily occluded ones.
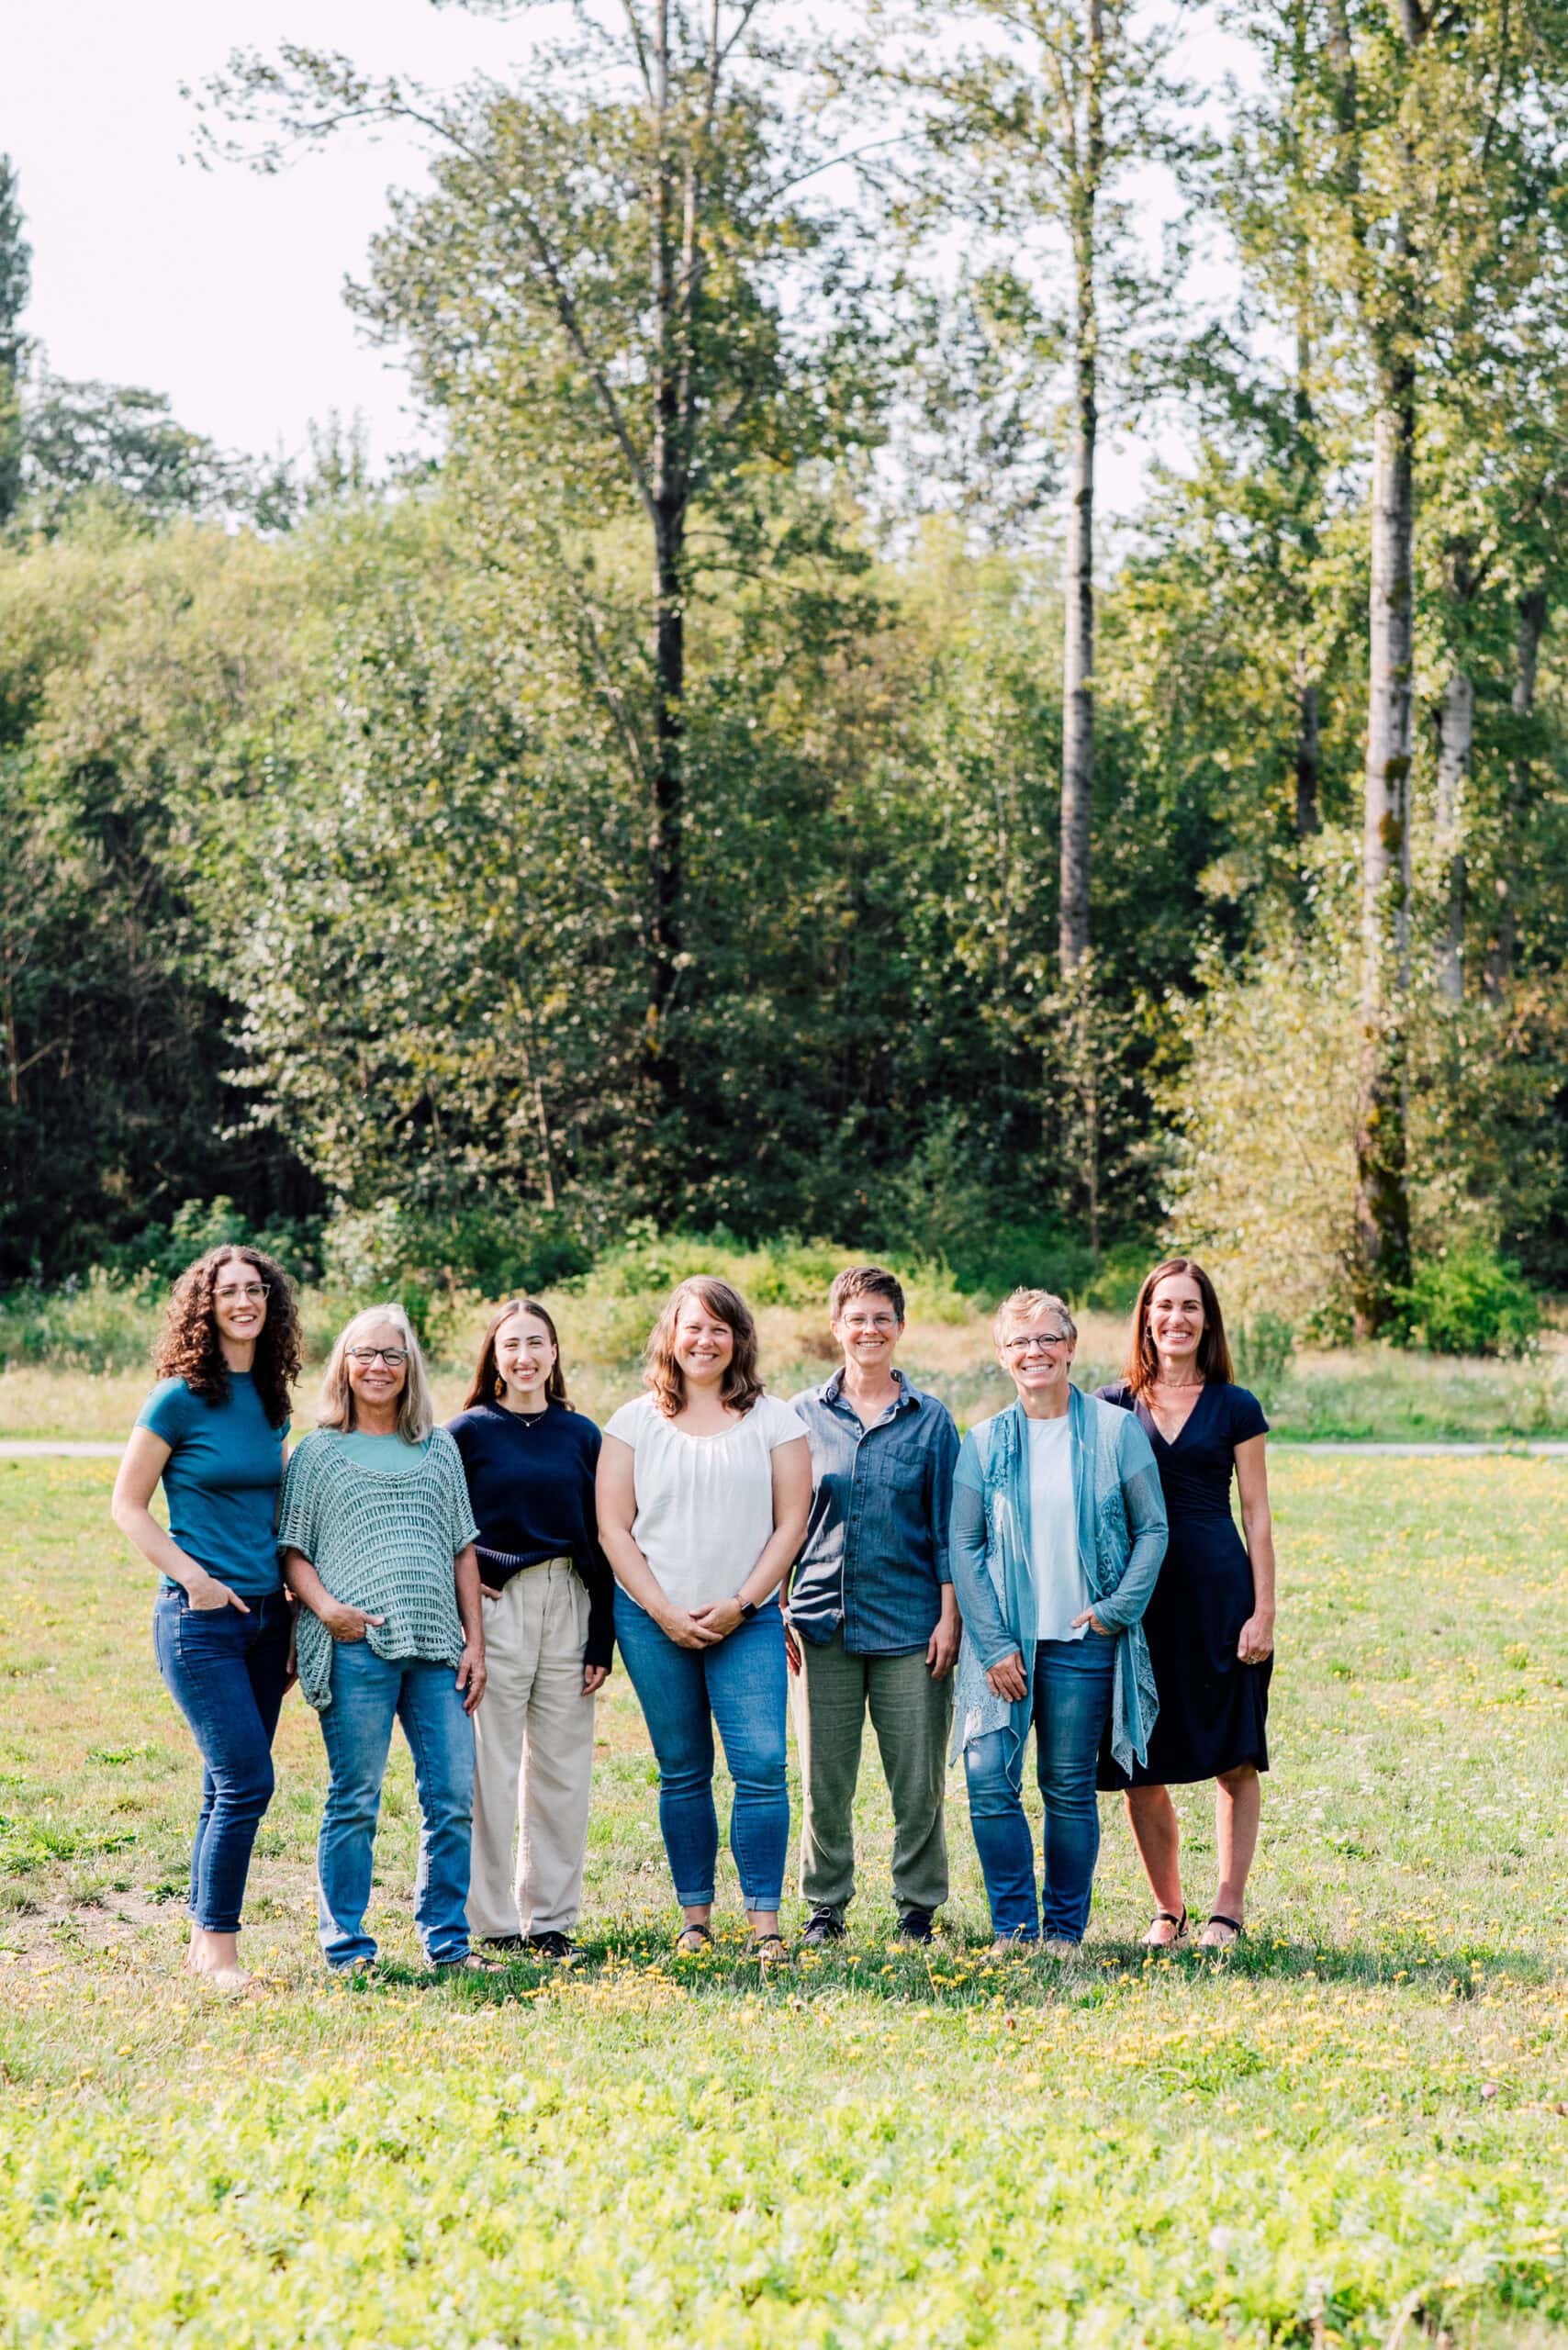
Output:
[1351,386,1416,1334]
[1294,649,1321,837]
[645,0,684,1116]
[1058,0,1102,977]
[1484,586,1547,1000]
[1433,666,1472,1002]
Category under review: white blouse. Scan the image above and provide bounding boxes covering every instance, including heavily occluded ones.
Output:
[603,1392,808,1612]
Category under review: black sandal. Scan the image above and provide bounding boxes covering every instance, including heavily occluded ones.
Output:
[747,1931,791,1965]
[1199,1913,1244,1950]
[674,1922,712,1956]
[1143,1908,1189,1948]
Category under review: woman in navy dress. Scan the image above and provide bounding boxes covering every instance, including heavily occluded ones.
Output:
[1097,1258,1276,1949]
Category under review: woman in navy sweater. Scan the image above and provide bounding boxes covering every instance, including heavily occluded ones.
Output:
[447,1300,613,1958]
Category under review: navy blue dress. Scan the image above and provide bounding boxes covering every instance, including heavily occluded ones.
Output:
[1095,1381,1271,1788]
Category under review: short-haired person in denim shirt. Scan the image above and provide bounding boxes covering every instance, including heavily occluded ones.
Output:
[786,1267,960,1947]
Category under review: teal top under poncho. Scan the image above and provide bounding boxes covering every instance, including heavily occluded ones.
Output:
[948,1386,1169,1777]
[276,1428,479,1712]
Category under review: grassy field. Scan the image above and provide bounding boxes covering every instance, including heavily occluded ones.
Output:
[3,1453,1568,2345]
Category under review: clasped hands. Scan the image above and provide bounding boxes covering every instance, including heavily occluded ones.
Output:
[660,1595,746,1650]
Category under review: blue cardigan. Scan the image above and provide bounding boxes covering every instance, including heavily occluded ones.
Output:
[948,1386,1168,1776]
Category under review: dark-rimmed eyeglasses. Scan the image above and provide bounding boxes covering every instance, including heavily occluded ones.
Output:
[347,1345,409,1367]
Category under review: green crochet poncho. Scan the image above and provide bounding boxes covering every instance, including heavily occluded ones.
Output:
[277,1429,479,1712]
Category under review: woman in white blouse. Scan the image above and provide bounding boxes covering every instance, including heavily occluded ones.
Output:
[598,1278,811,1962]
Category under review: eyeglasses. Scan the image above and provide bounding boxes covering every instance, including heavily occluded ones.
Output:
[215,1282,270,1304]
[347,1346,409,1367]
[1001,1330,1072,1355]
[841,1315,901,1333]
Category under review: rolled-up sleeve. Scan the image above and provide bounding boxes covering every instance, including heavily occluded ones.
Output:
[947,1435,1014,1668]
[927,1409,959,1586]
[1092,1417,1168,1630]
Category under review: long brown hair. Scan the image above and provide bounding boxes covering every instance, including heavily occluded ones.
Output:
[1126,1258,1235,1400]
[152,1245,302,1430]
[645,1277,764,1419]
[463,1299,570,1411]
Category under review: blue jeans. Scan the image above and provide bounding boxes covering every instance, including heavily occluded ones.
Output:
[965,1636,1116,1943]
[315,1640,476,1967]
[152,1584,291,1934]
[614,1591,789,1910]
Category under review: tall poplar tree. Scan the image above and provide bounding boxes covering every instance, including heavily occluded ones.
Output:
[0,157,31,526]
[200,5,879,1156]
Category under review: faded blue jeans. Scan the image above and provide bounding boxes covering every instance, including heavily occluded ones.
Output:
[314,1639,476,1968]
[152,1583,292,1934]
[964,1635,1116,1943]
[614,1591,789,1910]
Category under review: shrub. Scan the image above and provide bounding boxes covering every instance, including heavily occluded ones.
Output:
[1232,1311,1296,1404]
[0,1269,162,1371]
[1401,1245,1541,1360]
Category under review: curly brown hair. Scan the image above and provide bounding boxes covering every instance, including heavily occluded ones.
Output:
[463,1299,571,1412]
[644,1277,764,1419]
[1125,1257,1235,1401]
[152,1245,302,1429]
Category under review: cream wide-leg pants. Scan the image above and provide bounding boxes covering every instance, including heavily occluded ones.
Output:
[466,1559,597,1940]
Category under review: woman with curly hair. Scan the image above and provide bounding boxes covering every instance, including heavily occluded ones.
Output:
[112,1245,302,1988]
[597,1278,811,1963]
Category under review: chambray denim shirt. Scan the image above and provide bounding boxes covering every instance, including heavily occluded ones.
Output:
[786,1371,959,1657]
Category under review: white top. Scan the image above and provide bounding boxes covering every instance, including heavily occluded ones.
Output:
[603,1391,808,1611]
[1026,1415,1089,1642]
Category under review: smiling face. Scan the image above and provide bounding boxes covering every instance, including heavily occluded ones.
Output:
[210,1255,268,1350]
[996,1312,1077,1401]
[494,1307,557,1403]
[344,1316,409,1417]
[673,1297,735,1389]
[1148,1272,1205,1370]
[832,1291,903,1376]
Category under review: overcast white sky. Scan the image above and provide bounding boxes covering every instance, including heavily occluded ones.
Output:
[6,1,1241,514]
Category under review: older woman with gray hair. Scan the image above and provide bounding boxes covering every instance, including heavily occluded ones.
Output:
[279,1304,489,1974]
[950,1288,1167,1956]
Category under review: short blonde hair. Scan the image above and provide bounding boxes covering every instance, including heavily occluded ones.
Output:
[318,1303,435,1442]
[993,1288,1078,1349]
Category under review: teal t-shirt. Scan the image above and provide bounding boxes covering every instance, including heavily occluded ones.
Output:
[330,1432,432,1476]
[136,1372,288,1597]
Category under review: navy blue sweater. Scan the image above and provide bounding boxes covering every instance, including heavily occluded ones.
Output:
[445,1401,614,1671]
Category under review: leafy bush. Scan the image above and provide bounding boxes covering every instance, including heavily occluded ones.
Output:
[1401,1245,1541,1359]
[1232,1311,1296,1404]
[0,1269,162,1371]
[99,1197,326,1287]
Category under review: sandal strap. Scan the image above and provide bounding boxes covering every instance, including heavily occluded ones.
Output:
[675,1923,712,1950]
[1154,1909,1188,1929]
[1204,1913,1244,1936]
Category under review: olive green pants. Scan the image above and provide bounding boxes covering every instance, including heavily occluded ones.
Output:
[790,1629,952,1918]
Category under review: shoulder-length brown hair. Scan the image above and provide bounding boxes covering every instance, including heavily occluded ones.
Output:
[644,1277,764,1419]
[463,1299,570,1411]
[1125,1257,1235,1400]
[152,1245,302,1431]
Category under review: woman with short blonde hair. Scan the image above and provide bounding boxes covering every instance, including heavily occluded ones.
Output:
[950,1285,1167,1955]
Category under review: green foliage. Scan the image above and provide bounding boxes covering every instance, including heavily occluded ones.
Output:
[1401,1244,1542,1360]
[0,1269,161,1371]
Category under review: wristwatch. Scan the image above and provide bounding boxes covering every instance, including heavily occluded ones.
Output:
[739,1599,759,1621]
